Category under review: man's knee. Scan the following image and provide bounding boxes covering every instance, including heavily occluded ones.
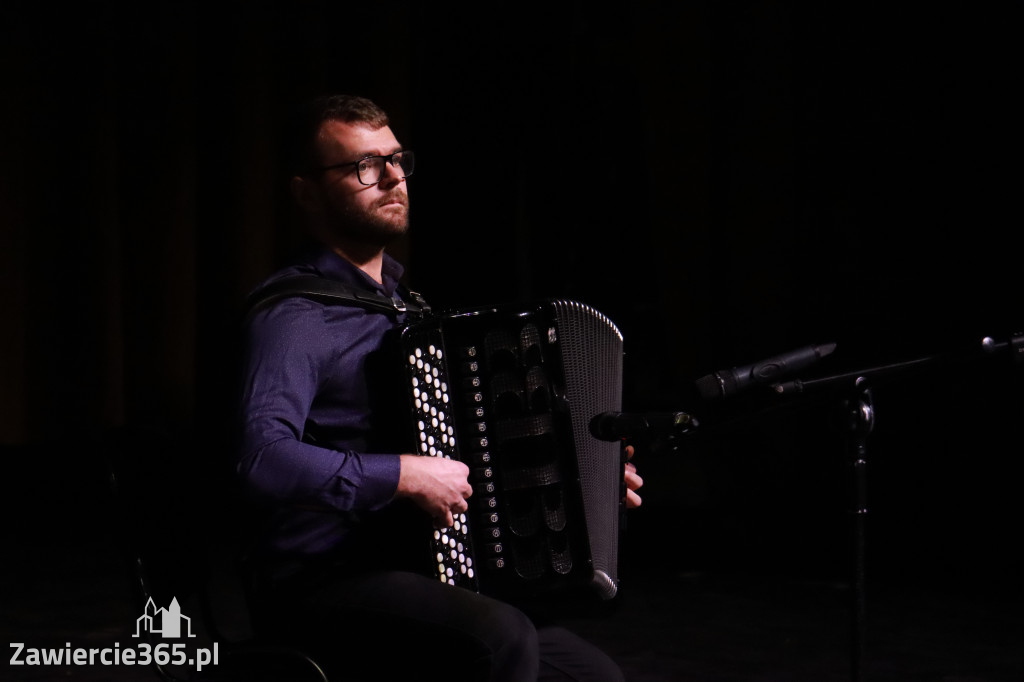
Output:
[474,601,540,680]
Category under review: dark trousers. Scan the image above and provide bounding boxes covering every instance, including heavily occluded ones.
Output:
[249,568,625,682]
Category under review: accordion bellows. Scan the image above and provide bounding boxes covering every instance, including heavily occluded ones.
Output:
[400,299,624,601]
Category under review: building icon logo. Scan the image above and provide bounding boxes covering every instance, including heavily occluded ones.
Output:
[132,597,196,639]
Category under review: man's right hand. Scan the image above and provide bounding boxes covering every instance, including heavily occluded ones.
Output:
[396,454,473,529]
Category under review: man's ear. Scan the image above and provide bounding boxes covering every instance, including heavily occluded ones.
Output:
[291,175,319,213]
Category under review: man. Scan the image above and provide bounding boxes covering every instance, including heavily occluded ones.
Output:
[235,94,643,681]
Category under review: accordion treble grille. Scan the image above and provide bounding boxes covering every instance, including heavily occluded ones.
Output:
[550,301,624,599]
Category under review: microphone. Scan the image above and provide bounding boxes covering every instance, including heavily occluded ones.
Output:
[982,333,1024,366]
[589,411,698,442]
[695,342,837,401]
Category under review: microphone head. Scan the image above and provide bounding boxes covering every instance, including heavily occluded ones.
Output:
[589,412,624,441]
[694,372,726,401]
[694,342,837,402]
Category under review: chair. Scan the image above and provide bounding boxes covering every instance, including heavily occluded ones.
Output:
[101,424,330,682]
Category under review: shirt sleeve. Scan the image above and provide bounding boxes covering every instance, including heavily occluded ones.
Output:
[235,298,402,512]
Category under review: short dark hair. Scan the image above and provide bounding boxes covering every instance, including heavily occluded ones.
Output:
[284,94,391,176]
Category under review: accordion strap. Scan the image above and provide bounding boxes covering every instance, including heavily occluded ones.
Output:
[244,273,432,322]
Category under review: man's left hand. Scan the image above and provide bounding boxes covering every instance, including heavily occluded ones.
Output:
[624,444,643,508]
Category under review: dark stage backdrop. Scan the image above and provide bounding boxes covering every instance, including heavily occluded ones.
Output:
[2,2,1021,595]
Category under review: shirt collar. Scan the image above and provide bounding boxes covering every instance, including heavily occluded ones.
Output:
[308,247,405,297]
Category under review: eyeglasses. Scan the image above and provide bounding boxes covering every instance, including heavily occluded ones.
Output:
[317,150,415,186]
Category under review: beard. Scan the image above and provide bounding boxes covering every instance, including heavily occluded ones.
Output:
[324,189,410,249]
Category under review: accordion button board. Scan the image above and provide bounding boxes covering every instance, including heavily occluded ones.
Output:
[400,300,624,602]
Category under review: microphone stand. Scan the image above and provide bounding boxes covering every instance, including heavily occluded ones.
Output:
[607,333,1019,682]
[770,353,954,682]
[843,381,872,682]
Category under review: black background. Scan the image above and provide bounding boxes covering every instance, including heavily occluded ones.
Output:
[2,2,1021,679]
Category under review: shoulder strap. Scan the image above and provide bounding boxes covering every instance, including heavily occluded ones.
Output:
[243,274,432,323]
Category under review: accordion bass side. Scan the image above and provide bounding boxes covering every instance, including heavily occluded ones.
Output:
[399,299,625,601]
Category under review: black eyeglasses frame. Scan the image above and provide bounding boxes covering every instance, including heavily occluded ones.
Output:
[315,150,415,186]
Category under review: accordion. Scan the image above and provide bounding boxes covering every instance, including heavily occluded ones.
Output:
[398,299,625,602]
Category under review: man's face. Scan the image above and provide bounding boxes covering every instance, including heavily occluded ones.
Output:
[309,120,410,247]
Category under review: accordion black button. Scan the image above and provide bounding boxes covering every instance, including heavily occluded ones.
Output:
[480,512,500,525]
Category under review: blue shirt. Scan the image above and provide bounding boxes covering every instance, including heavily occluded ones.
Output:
[236,246,412,571]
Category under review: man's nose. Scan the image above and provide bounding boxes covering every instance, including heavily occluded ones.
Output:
[379,160,404,186]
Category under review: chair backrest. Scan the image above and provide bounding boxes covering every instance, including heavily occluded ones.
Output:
[103,424,213,680]
[104,422,276,634]
[107,427,212,598]
[101,423,331,682]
